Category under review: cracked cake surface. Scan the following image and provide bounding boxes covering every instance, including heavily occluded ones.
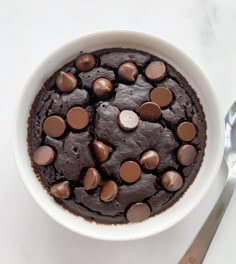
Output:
[28,48,206,224]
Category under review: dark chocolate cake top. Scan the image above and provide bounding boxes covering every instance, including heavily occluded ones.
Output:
[28,48,206,224]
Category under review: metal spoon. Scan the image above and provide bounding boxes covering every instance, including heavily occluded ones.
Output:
[179,101,236,264]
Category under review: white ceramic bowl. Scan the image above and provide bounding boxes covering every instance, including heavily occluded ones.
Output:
[12,30,224,241]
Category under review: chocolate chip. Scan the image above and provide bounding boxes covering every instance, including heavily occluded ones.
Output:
[120,161,141,183]
[92,78,113,99]
[118,62,138,82]
[139,102,161,122]
[161,171,183,192]
[126,202,151,223]
[83,168,102,190]
[100,180,118,202]
[50,181,70,199]
[33,145,55,166]
[177,121,197,141]
[92,141,112,163]
[67,107,89,130]
[177,144,197,166]
[150,87,173,108]
[75,53,96,72]
[56,71,77,92]
[145,61,166,81]
[140,150,160,170]
[43,116,66,138]
[118,110,139,131]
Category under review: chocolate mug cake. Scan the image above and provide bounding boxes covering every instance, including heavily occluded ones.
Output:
[28,48,206,224]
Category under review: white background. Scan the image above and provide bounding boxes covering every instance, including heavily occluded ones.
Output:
[1,0,236,263]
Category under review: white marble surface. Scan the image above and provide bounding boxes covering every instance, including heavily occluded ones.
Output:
[1,0,236,263]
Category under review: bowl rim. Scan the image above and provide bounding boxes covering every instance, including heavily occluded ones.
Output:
[12,29,224,241]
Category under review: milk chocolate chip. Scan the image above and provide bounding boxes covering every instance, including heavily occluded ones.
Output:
[118,110,139,131]
[118,62,138,82]
[83,168,102,191]
[177,144,197,166]
[145,61,166,81]
[150,87,173,108]
[56,71,77,92]
[93,78,113,99]
[126,202,151,223]
[92,141,112,163]
[120,161,141,183]
[67,107,89,130]
[43,116,66,138]
[33,145,55,166]
[177,122,197,142]
[100,180,118,202]
[50,181,70,199]
[75,53,96,72]
[140,150,160,170]
[139,102,161,122]
[161,171,183,192]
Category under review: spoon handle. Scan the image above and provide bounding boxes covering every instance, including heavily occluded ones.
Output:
[179,174,236,264]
